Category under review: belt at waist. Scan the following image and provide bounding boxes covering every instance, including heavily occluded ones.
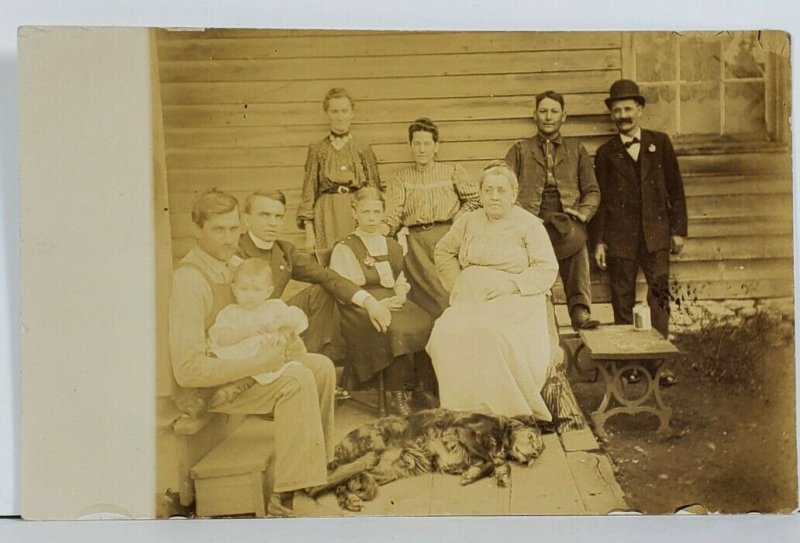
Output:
[408,220,452,231]
[321,185,356,195]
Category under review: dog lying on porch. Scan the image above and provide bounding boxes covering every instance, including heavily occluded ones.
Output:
[306,409,546,511]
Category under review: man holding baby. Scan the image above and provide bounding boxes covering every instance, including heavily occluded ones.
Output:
[169,189,344,517]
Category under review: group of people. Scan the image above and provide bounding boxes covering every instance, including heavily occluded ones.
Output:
[168,79,688,516]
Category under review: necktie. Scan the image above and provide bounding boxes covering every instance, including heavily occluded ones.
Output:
[330,131,350,151]
[543,140,556,187]
[624,137,640,149]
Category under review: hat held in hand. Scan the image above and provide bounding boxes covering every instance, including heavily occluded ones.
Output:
[541,211,587,260]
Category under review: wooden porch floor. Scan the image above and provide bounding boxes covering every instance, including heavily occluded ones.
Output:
[294,401,628,517]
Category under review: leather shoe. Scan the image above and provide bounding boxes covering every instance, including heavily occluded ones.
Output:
[388,391,412,417]
[571,306,600,330]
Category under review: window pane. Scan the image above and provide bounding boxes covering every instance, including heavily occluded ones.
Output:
[724,32,766,79]
[681,83,721,134]
[640,84,677,134]
[635,32,676,82]
[680,35,720,82]
[724,81,767,134]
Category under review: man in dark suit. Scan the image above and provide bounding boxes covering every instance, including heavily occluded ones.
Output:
[591,79,688,347]
[238,189,418,412]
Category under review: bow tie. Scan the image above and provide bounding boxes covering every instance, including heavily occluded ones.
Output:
[623,137,641,149]
[330,131,350,140]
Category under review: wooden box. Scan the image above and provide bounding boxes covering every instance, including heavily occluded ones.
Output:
[191,417,276,517]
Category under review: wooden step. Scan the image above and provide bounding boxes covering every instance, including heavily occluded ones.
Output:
[191,416,275,518]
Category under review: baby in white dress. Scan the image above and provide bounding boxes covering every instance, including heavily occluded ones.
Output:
[207,258,309,408]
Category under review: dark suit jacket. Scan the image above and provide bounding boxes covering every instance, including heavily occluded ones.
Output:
[590,129,688,259]
[238,234,360,304]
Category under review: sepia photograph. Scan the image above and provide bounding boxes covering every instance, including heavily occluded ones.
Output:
[19,25,796,521]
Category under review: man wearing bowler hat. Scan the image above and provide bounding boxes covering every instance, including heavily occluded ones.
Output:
[506,90,601,330]
[591,79,688,370]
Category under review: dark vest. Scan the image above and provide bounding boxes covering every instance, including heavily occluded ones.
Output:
[340,234,404,298]
[172,261,234,414]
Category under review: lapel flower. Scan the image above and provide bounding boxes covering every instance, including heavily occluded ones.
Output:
[648,144,656,152]
[363,256,376,268]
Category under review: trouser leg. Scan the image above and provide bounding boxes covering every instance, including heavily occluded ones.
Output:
[639,248,671,337]
[559,245,592,314]
[289,285,346,362]
[295,353,336,463]
[606,256,639,326]
[382,356,414,390]
[212,365,328,492]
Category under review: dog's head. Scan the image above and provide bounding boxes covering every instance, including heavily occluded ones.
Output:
[505,416,544,465]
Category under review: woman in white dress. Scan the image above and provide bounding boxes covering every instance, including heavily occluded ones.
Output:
[427,160,559,420]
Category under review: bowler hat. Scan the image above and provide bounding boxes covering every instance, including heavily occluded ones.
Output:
[604,79,646,109]
[541,212,587,260]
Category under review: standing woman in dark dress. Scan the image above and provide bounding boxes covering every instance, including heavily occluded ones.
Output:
[381,117,481,319]
[329,188,434,416]
[297,87,382,252]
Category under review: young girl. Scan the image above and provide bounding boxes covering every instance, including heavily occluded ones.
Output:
[329,187,435,416]
[207,258,309,408]
[296,87,382,251]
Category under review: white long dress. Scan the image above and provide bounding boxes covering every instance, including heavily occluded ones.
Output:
[426,206,559,420]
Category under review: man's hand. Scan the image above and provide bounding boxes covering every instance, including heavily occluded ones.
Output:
[284,333,307,360]
[594,243,608,270]
[304,222,316,251]
[486,280,519,300]
[564,209,586,223]
[670,235,685,255]
[364,296,392,333]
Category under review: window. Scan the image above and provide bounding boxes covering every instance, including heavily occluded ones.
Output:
[633,31,783,142]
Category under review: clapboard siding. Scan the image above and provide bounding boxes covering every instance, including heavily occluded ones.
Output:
[156,30,793,304]
[159,49,620,83]
[156,31,622,60]
[161,94,610,127]
[164,118,614,148]
[161,71,620,105]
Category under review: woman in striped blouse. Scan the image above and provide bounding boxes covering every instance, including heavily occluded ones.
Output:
[381,117,481,319]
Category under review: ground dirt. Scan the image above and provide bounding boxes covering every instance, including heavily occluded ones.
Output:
[572,339,798,514]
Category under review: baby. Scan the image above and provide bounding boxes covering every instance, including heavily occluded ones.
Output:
[207,258,309,408]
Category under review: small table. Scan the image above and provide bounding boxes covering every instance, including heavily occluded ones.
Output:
[577,325,680,439]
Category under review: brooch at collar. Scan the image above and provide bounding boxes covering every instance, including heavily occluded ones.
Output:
[363,256,376,268]
[648,144,656,152]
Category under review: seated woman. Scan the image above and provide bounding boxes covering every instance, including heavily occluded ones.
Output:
[426,160,560,420]
[329,188,435,416]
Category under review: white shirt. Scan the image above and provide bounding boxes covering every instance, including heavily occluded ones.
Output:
[329,229,411,295]
[620,128,642,161]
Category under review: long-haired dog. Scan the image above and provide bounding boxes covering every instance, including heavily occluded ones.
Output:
[307,409,546,511]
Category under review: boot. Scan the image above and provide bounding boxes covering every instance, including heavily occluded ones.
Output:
[388,390,412,417]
